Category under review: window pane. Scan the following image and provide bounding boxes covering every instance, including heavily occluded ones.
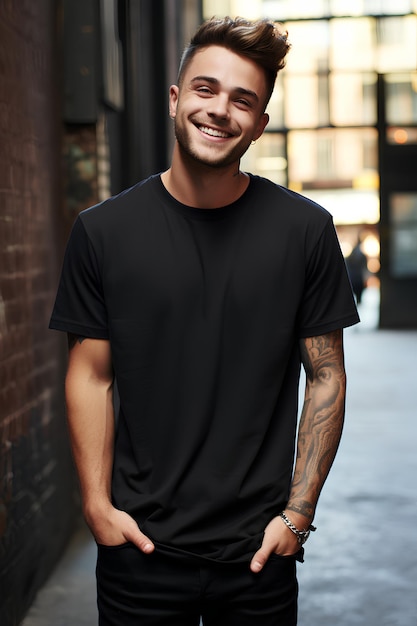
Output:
[262,0,329,19]
[385,73,417,125]
[366,0,412,13]
[377,16,417,73]
[203,0,264,19]
[331,0,367,16]
[288,128,378,187]
[330,73,377,126]
[226,0,417,18]
[331,0,415,14]
[230,0,263,19]
[284,21,329,74]
[266,75,285,129]
[330,18,375,71]
[390,193,417,277]
[241,133,287,186]
[284,75,328,128]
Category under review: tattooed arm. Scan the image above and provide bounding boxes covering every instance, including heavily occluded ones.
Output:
[250,328,346,573]
[65,334,154,553]
[286,328,346,526]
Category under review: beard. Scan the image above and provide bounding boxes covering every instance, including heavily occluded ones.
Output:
[174,117,252,169]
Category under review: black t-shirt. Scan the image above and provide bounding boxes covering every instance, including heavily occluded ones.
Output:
[50,174,359,563]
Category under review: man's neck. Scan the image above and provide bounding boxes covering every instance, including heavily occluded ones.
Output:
[161,145,249,209]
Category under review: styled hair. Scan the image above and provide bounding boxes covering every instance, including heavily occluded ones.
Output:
[178,16,290,108]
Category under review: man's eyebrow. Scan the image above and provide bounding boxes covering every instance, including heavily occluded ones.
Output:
[190,76,259,102]
[235,86,259,102]
[190,75,219,86]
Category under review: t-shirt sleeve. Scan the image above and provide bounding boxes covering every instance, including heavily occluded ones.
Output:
[49,216,109,338]
[297,217,360,337]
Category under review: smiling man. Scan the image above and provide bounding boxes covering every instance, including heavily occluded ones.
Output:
[167,45,269,175]
[50,16,359,626]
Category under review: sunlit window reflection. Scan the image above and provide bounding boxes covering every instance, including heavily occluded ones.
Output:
[330,73,377,126]
[284,76,321,128]
[330,18,374,71]
[385,73,417,125]
[377,16,417,73]
[287,128,378,189]
[283,21,329,74]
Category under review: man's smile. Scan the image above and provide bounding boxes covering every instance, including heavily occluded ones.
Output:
[197,125,233,139]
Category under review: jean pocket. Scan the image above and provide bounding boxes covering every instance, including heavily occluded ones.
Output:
[96,541,134,551]
[269,548,304,563]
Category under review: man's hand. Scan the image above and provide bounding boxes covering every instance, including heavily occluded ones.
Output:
[86,502,155,554]
[250,515,300,573]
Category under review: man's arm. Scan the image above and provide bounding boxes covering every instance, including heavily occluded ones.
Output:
[65,334,154,552]
[250,328,346,572]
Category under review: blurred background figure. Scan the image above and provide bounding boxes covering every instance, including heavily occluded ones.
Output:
[345,237,368,305]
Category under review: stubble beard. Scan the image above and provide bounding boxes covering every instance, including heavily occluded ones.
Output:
[174,118,251,170]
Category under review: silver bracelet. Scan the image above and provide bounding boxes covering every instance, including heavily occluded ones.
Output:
[279,511,316,545]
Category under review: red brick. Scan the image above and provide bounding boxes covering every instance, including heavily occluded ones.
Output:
[0,2,76,623]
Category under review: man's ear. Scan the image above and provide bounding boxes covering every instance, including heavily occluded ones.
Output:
[169,85,179,118]
[253,113,269,141]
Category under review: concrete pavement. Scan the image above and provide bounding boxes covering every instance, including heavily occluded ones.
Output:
[21,287,417,625]
[298,290,417,625]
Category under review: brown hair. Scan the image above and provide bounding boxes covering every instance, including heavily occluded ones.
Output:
[178,16,290,108]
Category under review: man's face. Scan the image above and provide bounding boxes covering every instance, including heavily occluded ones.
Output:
[169,46,269,170]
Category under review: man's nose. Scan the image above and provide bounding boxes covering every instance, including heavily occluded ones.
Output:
[207,94,230,119]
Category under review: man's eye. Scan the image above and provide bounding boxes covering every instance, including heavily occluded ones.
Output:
[236,99,251,107]
[197,87,212,94]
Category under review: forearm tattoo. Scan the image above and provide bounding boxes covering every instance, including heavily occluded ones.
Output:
[287,329,346,521]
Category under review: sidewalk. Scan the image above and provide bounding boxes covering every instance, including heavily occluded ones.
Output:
[297,288,417,625]
[21,287,417,625]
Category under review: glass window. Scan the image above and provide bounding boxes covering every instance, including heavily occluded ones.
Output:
[204,0,417,21]
[283,74,331,128]
[385,73,417,125]
[284,76,320,128]
[203,0,232,18]
[287,128,378,187]
[241,133,287,186]
[330,18,375,71]
[262,0,330,19]
[204,0,264,19]
[230,0,263,19]
[390,193,417,277]
[365,0,414,13]
[266,75,285,129]
[331,0,367,16]
[331,0,415,14]
[377,16,417,73]
[284,21,329,74]
[330,73,377,126]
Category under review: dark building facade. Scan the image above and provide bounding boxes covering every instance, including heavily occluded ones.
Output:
[0,2,76,624]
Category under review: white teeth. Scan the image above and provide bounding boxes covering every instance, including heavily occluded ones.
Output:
[199,126,229,138]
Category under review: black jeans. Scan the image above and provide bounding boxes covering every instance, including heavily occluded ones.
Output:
[96,543,299,625]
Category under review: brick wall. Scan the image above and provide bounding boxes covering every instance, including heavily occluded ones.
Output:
[0,2,77,624]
